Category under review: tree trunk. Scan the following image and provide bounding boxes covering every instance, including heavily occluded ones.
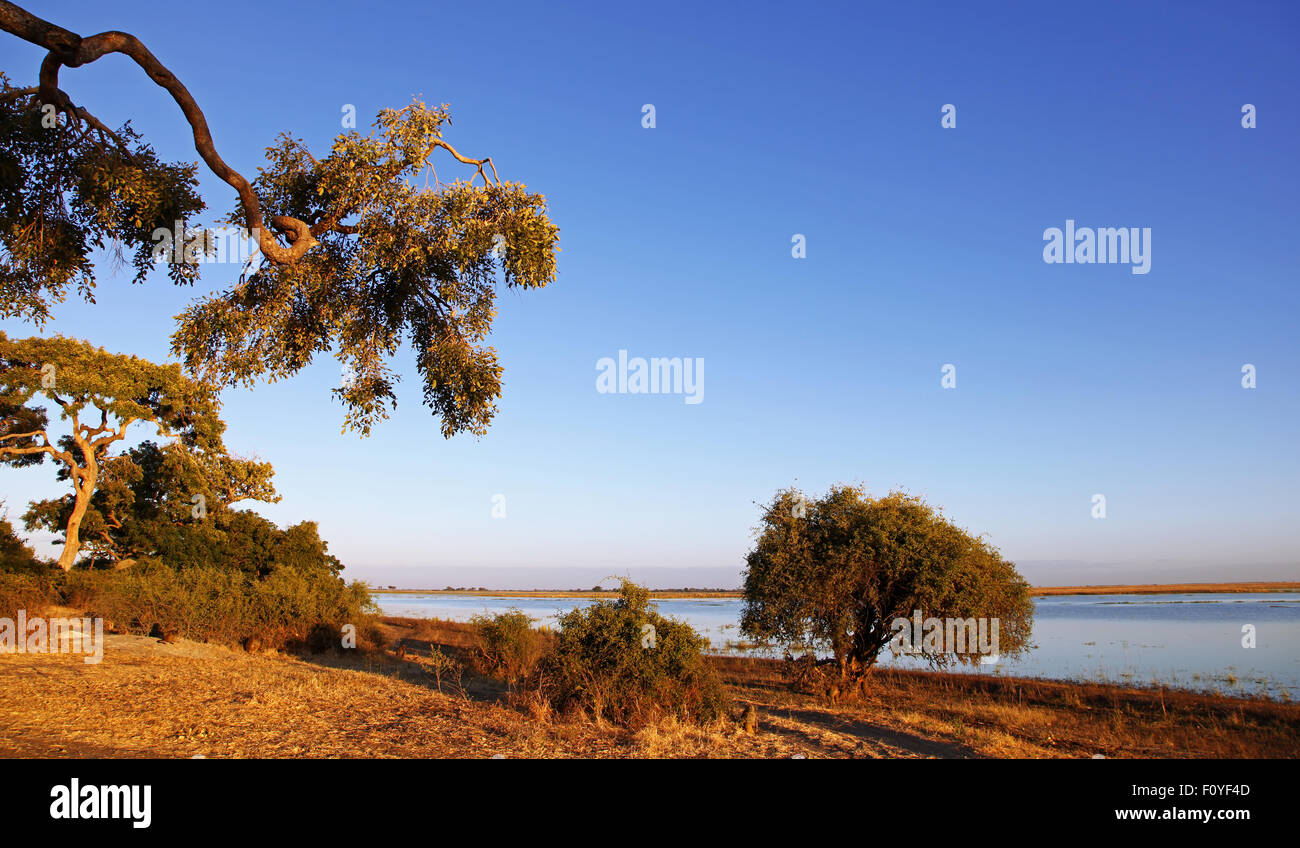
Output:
[56,473,94,571]
[831,631,849,680]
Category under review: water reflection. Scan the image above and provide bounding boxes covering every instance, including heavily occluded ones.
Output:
[372,591,1300,697]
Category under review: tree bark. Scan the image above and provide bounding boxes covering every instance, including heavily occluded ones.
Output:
[55,467,96,570]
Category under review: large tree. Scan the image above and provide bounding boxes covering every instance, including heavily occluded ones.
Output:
[23,439,279,570]
[0,332,226,569]
[741,486,1034,682]
[0,2,559,434]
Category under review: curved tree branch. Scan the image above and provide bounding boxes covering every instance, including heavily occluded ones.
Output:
[0,1,499,268]
[431,139,500,186]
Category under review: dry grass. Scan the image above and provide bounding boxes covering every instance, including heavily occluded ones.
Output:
[0,634,620,758]
[712,657,1300,758]
[1,616,1296,759]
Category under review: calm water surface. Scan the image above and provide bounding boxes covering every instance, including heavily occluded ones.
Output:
[372,591,1300,697]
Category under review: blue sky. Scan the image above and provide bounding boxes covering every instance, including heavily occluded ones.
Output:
[1,0,1297,587]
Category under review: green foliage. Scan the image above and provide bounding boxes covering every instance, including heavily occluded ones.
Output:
[64,564,376,648]
[0,507,42,574]
[91,509,341,578]
[23,439,288,571]
[0,73,207,324]
[0,571,55,617]
[0,331,224,452]
[470,608,549,684]
[541,580,728,727]
[0,332,253,569]
[2,62,557,436]
[170,99,560,436]
[742,486,1034,678]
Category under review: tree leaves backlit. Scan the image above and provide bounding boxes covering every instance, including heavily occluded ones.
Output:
[0,332,232,569]
[170,100,560,436]
[0,73,206,323]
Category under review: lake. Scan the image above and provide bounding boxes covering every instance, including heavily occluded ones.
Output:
[372,591,1300,698]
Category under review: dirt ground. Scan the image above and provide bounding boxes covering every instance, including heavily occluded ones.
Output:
[0,633,821,758]
[1,620,1295,759]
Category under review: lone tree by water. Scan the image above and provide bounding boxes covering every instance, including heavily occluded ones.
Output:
[741,486,1033,684]
[0,332,230,570]
[0,2,559,435]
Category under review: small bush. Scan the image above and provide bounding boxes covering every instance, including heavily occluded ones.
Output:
[426,645,464,695]
[540,580,729,728]
[0,571,56,618]
[470,608,550,684]
[0,514,44,576]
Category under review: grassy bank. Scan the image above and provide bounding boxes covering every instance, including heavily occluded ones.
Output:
[377,616,1300,757]
[713,655,1299,758]
[1,614,1296,757]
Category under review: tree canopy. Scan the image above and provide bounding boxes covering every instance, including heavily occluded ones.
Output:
[22,439,281,571]
[0,2,559,434]
[0,332,227,569]
[0,73,206,323]
[170,102,559,436]
[741,486,1034,681]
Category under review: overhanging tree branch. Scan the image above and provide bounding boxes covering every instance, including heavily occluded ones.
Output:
[0,0,501,267]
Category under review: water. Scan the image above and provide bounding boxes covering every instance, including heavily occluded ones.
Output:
[372,591,1300,697]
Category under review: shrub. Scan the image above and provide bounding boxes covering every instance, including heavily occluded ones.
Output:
[0,514,44,576]
[0,514,55,617]
[540,580,728,728]
[0,571,56,618]
[470,608,550,684]
[64,564,378,649]
[426,646,464,695]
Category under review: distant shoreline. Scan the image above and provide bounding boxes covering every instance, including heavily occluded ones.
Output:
[370,589,740,599]
[1028,581,1299,596]
[370,581,1300,599]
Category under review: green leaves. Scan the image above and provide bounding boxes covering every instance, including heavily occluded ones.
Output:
[2,69,557,437]
[742,486,1034,673]
[172,99,559,436]
[0,74,206,323]
[0,332,244,567]
[0,331,223,450]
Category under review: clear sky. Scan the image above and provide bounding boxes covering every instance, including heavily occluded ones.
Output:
[1,0,1297,588]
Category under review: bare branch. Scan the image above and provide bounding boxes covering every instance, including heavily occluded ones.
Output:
[431,139,500,186]
[0,441,56,458]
